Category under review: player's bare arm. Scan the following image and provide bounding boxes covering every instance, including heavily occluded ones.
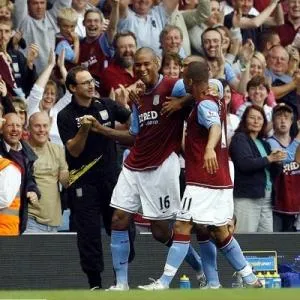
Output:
[91,118,135,146]
[203,124,221,174]
[161,95,193,117]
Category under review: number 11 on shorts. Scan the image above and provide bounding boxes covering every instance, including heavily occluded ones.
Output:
[181,197,192,211]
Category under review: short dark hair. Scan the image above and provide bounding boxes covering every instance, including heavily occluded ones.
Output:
[236,104,268,139]
[83,7,104,23]
[257,29,279,53]
[160,52,183,76]
[272,103,294,121]
[161,52,183,68]
[202,27,223,42]
[186,61,210,84]
[113,31,137,49]
[65,66,88,93]
[201,28,222,58]
[247,75,270,93]
[134,47,157,61]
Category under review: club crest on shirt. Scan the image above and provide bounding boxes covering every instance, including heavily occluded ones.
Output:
[153,95,160,105]
[205,110,218,118]
[99,110,109,120]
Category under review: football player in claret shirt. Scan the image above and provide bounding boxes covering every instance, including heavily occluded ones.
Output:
[91,47,204,291]
[139,61,262,290]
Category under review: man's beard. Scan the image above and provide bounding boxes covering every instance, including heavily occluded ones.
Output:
[115,52,134,69]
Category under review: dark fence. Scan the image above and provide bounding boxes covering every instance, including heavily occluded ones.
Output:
[0,233,299,289]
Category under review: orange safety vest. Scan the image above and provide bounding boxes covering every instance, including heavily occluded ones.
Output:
[0,158,21,236]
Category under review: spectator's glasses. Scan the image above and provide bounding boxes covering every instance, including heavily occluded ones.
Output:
[76,78,95,86]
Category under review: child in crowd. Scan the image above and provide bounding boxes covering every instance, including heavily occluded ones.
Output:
[55,7,80,67]
[0,0,13,19]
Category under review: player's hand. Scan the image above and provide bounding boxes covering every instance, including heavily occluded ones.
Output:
[128,80,145,106]
[114,84,130,108]
[161,97,182,117]
[90,118,103,133]
[79,115,96,129]
[128,89,141,107]
[203,147,219,174]
[27,191,38,205]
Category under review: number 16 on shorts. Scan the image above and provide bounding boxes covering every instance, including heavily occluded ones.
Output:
[159,195,170,212]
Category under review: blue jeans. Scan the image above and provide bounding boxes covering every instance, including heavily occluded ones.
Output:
[57,209,70,232]
[25,217,58,233]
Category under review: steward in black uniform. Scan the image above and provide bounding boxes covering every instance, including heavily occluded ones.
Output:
[57,66,133,289]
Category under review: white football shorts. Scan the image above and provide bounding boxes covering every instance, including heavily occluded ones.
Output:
[110,152,181,220]
[177,185,234,226]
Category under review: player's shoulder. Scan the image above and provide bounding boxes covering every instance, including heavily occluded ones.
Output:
[161,76,181,87]
[158,77,184,97]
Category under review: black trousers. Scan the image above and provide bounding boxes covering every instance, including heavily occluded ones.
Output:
[273,212,296,232]
[69,179,116,288]
[68,178,135,288]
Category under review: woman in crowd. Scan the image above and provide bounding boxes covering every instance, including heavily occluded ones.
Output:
[236,75,273,135]
[160,53,182,79]
[25,50,70,145]
[229,105,286,232]
[231,51,276,113]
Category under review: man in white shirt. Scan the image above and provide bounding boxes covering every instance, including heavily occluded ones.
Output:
[118,0,178,56]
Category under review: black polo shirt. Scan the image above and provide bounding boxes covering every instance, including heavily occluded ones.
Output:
[57,96,131,184]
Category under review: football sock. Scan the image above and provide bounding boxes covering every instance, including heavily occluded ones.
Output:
[199,240,220,287]
[159,234,190,287]
[218,236,256,284]
[185,244,203,274]
[111,230,130,285]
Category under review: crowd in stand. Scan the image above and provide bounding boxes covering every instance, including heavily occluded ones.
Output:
[0,0,300,288]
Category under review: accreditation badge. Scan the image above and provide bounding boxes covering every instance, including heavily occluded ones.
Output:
[99,110,109,121]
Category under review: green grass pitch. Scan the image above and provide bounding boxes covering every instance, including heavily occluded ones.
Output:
[0,289,299,300]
